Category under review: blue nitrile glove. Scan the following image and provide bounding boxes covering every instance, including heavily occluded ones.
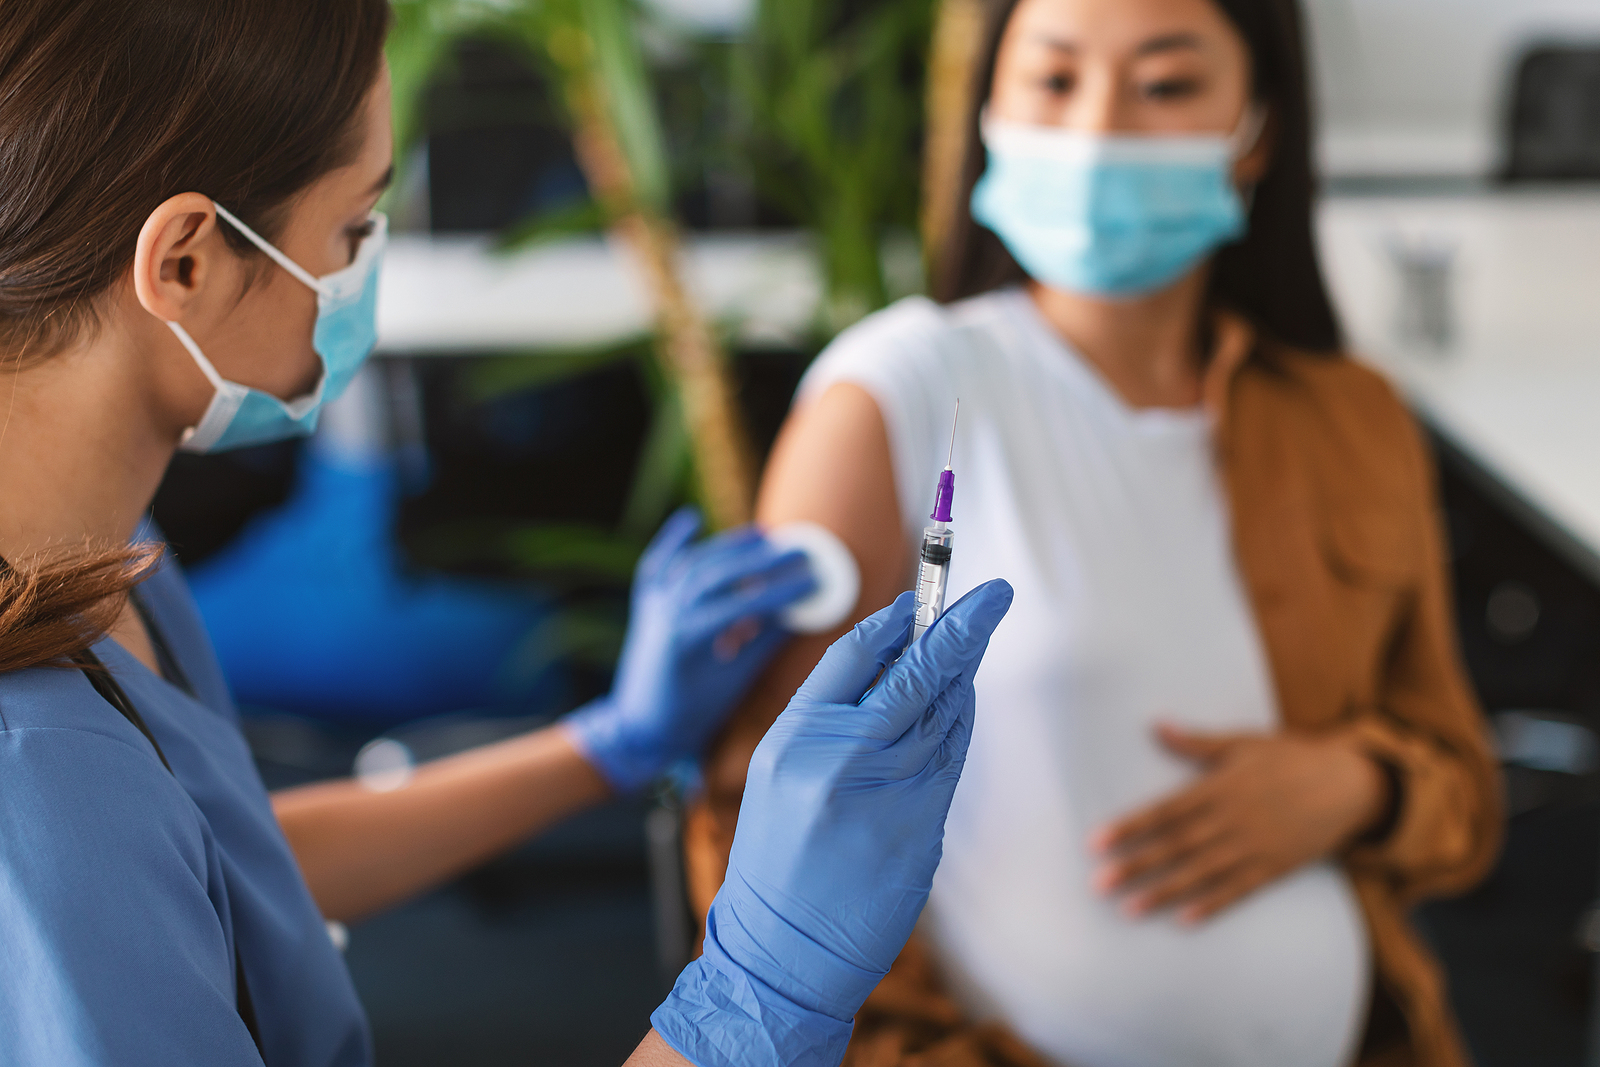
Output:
[651,579,1015,1067]
[565,508,815,793]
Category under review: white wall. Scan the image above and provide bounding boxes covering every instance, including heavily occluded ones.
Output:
[1305,0,1600,177]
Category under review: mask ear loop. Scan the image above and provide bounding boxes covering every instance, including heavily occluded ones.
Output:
[1230,104,1269,159]
[167,320,240,449]
[212,202,329,299]
[1231,105,1270,213]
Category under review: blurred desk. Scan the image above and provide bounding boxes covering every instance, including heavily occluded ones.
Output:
[1319,189,1600,581]
[376,232,826,354]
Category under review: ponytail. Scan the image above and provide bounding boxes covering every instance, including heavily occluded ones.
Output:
[0,545,164,674]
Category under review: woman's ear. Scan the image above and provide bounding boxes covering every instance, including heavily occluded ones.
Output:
[131,193,222,323]
[1235,105,1276,189]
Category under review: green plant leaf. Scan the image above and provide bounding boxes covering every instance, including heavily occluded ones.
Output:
[620,386,691,541]
[549,603,630,669]
[387,0,491,159]
[502,523,644,583]
[494,197,609,252]
[582,0,674,214]
[458,339,653,403]
[731,0,935,335]
[404,518,643,586]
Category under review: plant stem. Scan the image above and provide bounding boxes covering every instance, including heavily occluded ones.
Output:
[558,40,757,531]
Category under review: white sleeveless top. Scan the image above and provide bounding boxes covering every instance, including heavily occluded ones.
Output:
[798,290,1369,1067]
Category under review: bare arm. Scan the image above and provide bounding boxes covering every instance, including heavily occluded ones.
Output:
[687,382,908,912]
[623,1030,694,1066]
[272,723,608,922]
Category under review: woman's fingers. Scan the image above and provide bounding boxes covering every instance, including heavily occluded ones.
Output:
[1097,733,1375,922]
[1155,723,1258,764]
[1093,806,1230,892]
[1090,779,1214,855]
[1121,837,1249,916]
[636,507,703,582]
[1178,863,1280,924]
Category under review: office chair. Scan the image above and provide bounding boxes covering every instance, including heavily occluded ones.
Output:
[1503,44,1600,181]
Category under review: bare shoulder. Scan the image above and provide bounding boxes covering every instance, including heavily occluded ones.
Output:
[761,296,960,536]
[759,380,903,572]
[817,295,950,358]
[796,296,957,401]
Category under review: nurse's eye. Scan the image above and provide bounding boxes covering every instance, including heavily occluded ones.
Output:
[345,219,376,263]
[1141,77,1201,101]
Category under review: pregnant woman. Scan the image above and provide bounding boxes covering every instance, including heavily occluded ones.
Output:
[684,0,1502,1064]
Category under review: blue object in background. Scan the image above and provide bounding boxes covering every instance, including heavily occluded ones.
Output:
[187,371,560,725]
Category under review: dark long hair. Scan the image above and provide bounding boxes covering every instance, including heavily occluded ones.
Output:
[927,0,1342,354]
[0,0,391,673]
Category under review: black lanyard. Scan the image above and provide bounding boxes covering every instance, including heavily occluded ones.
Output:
[0,556,264,1058]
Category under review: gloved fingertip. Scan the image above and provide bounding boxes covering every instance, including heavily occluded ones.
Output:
[711,524,765,550]
[885,582,1011,707]
[947,578,1014,617]
[664,505,703,538]
[752,573,821,616]
[793,592,915,705]
[767,547,814,578]
[934,580,1014,643]
[639,507,704,578]
[852,591,914,646]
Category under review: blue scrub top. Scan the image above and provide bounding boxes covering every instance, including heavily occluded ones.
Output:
[0,548,370,1066]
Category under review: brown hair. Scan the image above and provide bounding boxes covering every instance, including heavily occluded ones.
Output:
[0,0,391,672]
[926,0,1343,354]
[0,548,165,675]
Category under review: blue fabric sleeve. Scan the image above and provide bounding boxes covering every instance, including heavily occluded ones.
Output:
[0,725,264,1066]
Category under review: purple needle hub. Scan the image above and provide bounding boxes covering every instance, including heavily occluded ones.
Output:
[931,468,955,523]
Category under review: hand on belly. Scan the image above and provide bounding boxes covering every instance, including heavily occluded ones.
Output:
[1087,724,1393,923]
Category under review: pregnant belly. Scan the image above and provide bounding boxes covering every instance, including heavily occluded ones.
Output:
[927,861,1370,1067]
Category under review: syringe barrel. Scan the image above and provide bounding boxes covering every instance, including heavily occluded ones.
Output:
[910,525,954,645]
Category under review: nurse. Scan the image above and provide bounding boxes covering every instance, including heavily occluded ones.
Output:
[0,2,1015,1066]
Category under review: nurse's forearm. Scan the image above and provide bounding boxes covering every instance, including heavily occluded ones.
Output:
[272,725,610,922]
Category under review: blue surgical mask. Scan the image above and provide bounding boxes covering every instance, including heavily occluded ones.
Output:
[970,111,1262,299]
[168,203,386,453]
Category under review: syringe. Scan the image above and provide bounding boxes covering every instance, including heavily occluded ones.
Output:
[910,402,959,648]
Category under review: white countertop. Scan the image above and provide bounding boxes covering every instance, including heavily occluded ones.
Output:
[1317,189,1600,573]
[376,231,825,353]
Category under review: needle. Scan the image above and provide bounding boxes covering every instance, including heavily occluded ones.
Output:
[946,399,960,469]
